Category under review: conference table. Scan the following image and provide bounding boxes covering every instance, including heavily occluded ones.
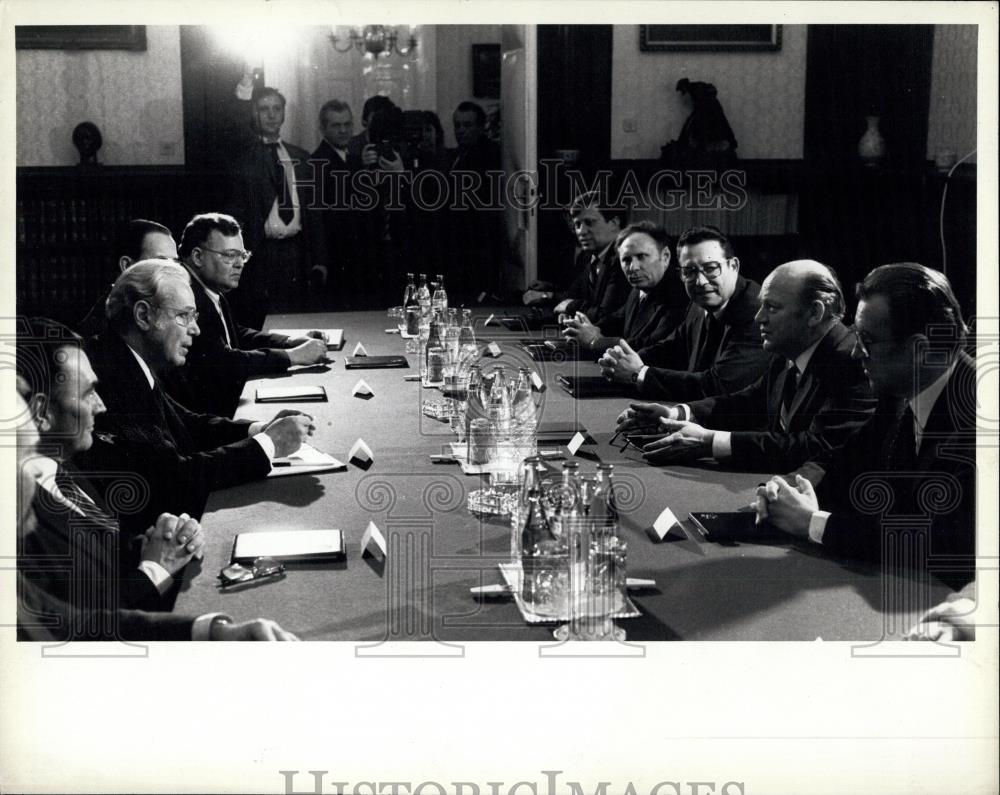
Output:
[175,310,950,642]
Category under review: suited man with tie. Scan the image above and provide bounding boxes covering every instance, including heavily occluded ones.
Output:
[620,259,876,470]
[759,263,976,591]
[163,213,328,417]
[561,221,690,353]
[599,225,771,401]
[75,260,315,538]
[228,86,323,328]
[13,383,298,641]
[523,190,630,327]
[16,317,206,613]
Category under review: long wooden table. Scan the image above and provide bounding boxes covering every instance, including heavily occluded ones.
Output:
[174,310,950,641]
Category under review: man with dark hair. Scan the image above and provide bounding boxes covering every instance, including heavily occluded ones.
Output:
[759,262,976,591]
[599,225,771,400]
[561,221,689,353]
[347,95,398,161]
[523,191,631,326]
[164,212,328,416]
[14,385,298,641]
[78,218,177,336]
[451,101,499,172]
[619,259,876,470]
[76,260,315,536]
[228,85,323,326]
[16,317,205,612]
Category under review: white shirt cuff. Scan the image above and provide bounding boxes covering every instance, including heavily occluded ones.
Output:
[137,561,174,595]
[192,613,232,641]
[678,404,692,421]
[711,431,732,459]
[636,365,649,387]
[235,78,254,101]
[808,511,831,544]
[252,432,276,460]
[553,299,571,314]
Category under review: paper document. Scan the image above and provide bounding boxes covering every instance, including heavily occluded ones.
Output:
[269,328,344,350]
[269,443,346,477]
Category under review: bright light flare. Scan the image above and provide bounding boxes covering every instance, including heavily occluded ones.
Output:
[210,24,308,67]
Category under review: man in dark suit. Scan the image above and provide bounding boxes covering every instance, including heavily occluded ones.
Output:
[13,385,297,641]
[163,213,328,417]
[346,95,397,161]
[599,225,771,401]
[312,99,362,307]
[16,318,205,612]
[523,190,630,327]
[227,86,323,327]
[78,218,177,337]
[759,263,976,591]
[75,260,314,537]
[561,221,689,353]
[620,260,876,471]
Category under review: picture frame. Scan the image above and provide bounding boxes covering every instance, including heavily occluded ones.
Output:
[472,43,501,98]
[15,26,147,51]
[639,25,782,52]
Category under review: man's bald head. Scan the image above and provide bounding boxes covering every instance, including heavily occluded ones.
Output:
[756,259,845,357]
[765,260,845,322]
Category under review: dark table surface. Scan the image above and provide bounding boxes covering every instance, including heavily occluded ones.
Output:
[174,309,949,641]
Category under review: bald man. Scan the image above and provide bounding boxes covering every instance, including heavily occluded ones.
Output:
[617,260,876,470]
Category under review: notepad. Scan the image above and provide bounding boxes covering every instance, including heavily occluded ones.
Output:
[344,355,409,369]
[268,443,346,477]
[255,385,328,403]
[270,328,345,350]
[231,529,346,564]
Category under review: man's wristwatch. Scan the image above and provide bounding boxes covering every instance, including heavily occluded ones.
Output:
[630,371,640,384]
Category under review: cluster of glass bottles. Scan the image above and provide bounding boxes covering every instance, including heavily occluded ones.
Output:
[513,460,628,633]
[463,364,539,471]
[404,273,477,384]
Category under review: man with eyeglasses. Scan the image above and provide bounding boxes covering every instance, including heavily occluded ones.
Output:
[76,260,315,537]
[758,262,976,592]
[598,225,771,401]
[616,259,876,470]
[163,213,329,417]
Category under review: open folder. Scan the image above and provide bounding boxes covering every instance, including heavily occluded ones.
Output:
[268,442,346,477]
[255,384,328,403]
[269,328,345,350]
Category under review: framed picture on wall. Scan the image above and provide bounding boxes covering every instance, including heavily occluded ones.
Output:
[15,26,147,51]
[472,43,501,98]
[639,25,782,52]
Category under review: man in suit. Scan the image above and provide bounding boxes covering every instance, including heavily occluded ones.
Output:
[618,260,876,471]
[16,318,205,612]
[13,384,298,641]
[561,221,689,353]
[759,263,976,591]
[346,95,397,161]
[312,99,362,307]
[75,260,314,537]
[78,218,178,337]
[523,190,630,327]
[599,225,771,401]
[227,86,323,327]
[164,212,329,417]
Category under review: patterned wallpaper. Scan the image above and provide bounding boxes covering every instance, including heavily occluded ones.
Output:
[610,25,808,160]
[16,26,184,166]
[927,25,978,163]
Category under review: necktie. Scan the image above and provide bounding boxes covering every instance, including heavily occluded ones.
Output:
[695,312,724,371]
[589,254,600,287]
[267,142,295,224]
[779,363,799,431]
[218,293,236,347]
[884,402,917,470]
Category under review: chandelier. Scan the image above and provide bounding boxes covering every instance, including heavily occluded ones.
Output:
[329,26,417,57]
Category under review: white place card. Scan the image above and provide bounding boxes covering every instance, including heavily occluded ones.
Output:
[361,520,387,561]
[485,341,502,357]
[352,341,368,357]
[352,379,374,397]
[529,371,545,391]
[567,431,586,456]
[652,506,684,540]
[348,438,374,467]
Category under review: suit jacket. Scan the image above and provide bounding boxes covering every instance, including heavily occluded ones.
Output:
[802,352,977,590]
[450,135,501,173]
[685,321,877,470]
[24,461,172,612]
[77,332,271,536]
[17,573,194,642]
[162,269,294,417]
[558,246,631,327]
[636,276,771,401]
[591,271,690,352]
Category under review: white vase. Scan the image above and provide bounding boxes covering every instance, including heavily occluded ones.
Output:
[857,115,886,164]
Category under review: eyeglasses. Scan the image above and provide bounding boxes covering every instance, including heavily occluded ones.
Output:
[678,261,726,282]
[155,305,200,327]
[849,326,907,358]
[218,557,285,588]
[199,246,253,265]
